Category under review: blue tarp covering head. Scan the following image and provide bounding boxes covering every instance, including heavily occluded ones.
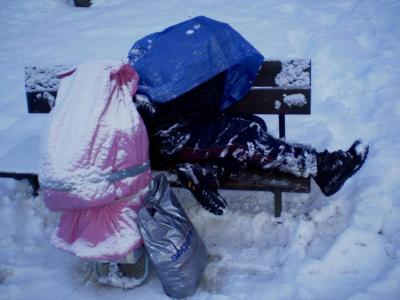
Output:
[128,16,264,111]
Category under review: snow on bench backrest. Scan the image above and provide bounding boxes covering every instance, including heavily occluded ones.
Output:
[228,60,311,115]
[25,60,311,115]
[25,65,71,113]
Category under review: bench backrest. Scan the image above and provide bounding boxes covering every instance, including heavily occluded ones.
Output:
[25,60,311,139]
[229,60,311,115]
[227,60,311,139]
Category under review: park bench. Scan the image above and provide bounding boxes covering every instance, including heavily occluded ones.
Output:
[0,60,311,217]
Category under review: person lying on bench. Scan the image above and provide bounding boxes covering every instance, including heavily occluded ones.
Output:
[133,72,369,216]
[128,16,369,215]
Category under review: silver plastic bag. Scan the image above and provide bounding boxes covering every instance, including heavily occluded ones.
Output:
[138,174,208,298]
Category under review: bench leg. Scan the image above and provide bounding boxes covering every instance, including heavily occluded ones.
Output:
[0,173,40,196]
[274,191,282,218]
[27,175,40,196]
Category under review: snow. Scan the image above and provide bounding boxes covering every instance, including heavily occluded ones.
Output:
[96,260,148,289]
[0,115,47,173]
[42,92,56,109]
[275,60,311,88]
[135,94,155,114]
[1,0,400,299]
[25,66,71,92]
[275,100,282,110]
[355,141,369,158]
[186,23,202,36]
[283,93,307,107]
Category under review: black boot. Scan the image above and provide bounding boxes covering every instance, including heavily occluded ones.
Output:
[314,140,369,196]
[176,163,227,215]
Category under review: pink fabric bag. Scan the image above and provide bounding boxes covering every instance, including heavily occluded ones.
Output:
[39,60,151,261]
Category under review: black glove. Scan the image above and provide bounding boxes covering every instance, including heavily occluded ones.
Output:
[176,163,227,215]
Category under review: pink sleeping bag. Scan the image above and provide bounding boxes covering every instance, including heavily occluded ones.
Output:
[39,60,151,261]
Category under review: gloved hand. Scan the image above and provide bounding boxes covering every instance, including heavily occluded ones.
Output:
[176,163,227,215]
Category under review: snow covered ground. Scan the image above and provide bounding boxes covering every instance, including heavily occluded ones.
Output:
[1,0,399,299]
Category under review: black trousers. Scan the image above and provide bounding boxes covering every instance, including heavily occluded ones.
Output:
[152,113,317,178]
[136,71,316,178]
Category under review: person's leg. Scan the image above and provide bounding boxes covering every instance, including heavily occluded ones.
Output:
[166,114,316,215]
[151,114,368,214]
[175,114,369,198]
[177,114,317,178]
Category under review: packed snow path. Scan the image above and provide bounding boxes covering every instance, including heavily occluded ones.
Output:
[1,1,399,299]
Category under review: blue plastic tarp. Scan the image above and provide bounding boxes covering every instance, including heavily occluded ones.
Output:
[128,16,264,111]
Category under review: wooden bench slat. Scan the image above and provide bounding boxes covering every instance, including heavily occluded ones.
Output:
[253,60,282,87]
[220,170,310,193]
[167,169,310,193]
[228,88,311,115]
[26,91,56,113]
[25,60,312,115]
[254,60,311,88]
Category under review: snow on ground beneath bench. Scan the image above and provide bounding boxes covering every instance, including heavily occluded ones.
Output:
[1,0,400,299]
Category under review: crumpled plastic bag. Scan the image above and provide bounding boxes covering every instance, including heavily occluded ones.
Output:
[138,174,208,298]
